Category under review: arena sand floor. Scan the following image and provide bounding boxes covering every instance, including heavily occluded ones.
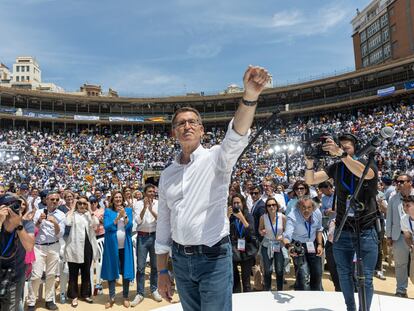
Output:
[31,260,414,310]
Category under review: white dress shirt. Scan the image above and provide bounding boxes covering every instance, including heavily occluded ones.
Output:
[155,119,249,254]
[134,199,158,233]
[33,208,66,244]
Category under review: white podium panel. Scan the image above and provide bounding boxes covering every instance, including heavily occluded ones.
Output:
[154,291,414,311]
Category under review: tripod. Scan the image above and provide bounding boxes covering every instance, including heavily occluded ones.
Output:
[334,152,376,311]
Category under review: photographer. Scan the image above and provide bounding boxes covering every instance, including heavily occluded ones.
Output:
[0,193,35,311]
[305,134,378,311]
[283,196,323,291]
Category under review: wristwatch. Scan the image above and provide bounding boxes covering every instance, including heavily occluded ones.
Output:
[241,98,258,106]
[16,224,24,231]
[340,151,348,158]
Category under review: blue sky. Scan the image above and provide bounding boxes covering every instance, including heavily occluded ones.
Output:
[0,0,371,97]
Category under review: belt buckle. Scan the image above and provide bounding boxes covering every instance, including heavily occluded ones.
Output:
[184,246,194,255]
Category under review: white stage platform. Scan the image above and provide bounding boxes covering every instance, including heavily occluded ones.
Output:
[154,291,414,310]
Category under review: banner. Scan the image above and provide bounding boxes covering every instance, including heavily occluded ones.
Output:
[404,81,414,90]
[74,115,100,121]
[377,86,395,97]
[109,116,145,122]
[23,111,59,119]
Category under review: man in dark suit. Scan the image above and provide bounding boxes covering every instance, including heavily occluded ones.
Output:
[250,185,266,241]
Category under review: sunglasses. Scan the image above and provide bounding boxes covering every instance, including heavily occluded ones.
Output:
[396,180,410,185]
[266,203,278,208]
[50,198,59,202]
[295,187,306,190]
[251,191,260,195]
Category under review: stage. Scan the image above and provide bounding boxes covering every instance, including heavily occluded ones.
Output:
[154,291,414,310]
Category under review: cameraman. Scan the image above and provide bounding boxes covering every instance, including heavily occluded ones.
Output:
[283,196,324,291]
[305,134,378,311]
[0,194,35,311]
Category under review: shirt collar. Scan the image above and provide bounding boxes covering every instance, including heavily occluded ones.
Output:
[174,144,205,165]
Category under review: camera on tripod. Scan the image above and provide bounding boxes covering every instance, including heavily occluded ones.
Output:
[301,129,336,159]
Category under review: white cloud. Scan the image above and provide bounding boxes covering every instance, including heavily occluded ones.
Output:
[271,10,303,28]
[187,43,222,59]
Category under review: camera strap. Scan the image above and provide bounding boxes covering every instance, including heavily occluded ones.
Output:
[1,230,16,257]
[340,164,354,195]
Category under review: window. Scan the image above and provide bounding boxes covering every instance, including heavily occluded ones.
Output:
[384,43,391,58]
[16,76,19,82]
[21,66,25,72]
[360,30,367,42]
[16,66,20,72]
[369,48,383,64]
[380,14,388,27]
[26,76,29,81]
[367,20,380,37]
[368,32,382,51]
[361,43,368,56]
[26,66,29,72]
[362,57,370,67]
[383,28,390,41]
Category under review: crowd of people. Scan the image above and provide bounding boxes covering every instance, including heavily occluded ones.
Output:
[0,102,412,192]
[0,98,413,311]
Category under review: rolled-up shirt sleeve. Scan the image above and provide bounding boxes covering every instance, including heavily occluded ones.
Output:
[283,213,295,243]
[213,118,250,172]
[155,175,172,254]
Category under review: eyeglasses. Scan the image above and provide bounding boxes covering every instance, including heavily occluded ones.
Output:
[396,180,410,185]
[173,119,200,129]
[266,203,278,208]
[295,187,306,191]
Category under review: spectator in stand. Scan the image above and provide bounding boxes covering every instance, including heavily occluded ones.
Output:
[259,197,286,291]
[229,194,257,293]
[101,191,134,309]
[89,195,105,239]
[64,196,99,307]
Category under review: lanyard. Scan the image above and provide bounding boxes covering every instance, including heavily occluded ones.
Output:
[410,218,414,233]
[267,213,278,238]
[1,231,16,257]
[304,217,312,239]
[235,219,244,238]
[340,163,354,195]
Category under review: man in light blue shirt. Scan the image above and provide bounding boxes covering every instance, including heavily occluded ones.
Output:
[283,196,323,291]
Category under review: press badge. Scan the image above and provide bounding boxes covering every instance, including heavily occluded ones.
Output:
[306,242,316,253]
[271,241,281,253]
[346,196,355,217]
[237,239,246,252]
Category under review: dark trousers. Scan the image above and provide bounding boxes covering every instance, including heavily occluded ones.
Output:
[233,258,254,293]
[325,241,341,291]
[0,274,25,311]
[293,252,323,291]
[108,249,130,299]
[67,233,93,299]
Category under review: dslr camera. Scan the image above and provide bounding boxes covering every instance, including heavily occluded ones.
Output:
[290,241,306,266]
[301,129,336,159]
[0,194,22,215]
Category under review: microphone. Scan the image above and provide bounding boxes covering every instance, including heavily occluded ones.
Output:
[355,127,394,158]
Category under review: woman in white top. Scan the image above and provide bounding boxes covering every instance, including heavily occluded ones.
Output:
[258,197,287,291]
[64,196,99,307]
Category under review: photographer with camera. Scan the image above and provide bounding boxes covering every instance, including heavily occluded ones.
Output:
[305,133,378,311]
[0,193,35,311]
[283,196,324,291]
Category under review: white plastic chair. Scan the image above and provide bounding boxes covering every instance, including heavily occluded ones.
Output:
[90,237,105,292]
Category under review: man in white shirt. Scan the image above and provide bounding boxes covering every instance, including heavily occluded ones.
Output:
[131,184,162,306]
[155,65,271,311]
[27,191,66,311]
[261,179,286,212]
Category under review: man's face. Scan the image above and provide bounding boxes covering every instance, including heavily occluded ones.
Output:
[396,176,411,193]
[299,199,315,220]
[319,186,333,196]
[339,139,355,156]
[95,190,102,199]
[46,194,60,209]
[251,188,261,202]
[172,112,204,147]
[245,181,253,193]
[263,182,273,196]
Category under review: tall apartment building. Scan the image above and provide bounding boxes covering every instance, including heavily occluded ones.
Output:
[352,0,414,69]
[11,56,42,89]
[0,64,12,86]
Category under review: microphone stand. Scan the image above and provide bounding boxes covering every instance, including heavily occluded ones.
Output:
[232,108,281,182]
[334,151,376,311]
